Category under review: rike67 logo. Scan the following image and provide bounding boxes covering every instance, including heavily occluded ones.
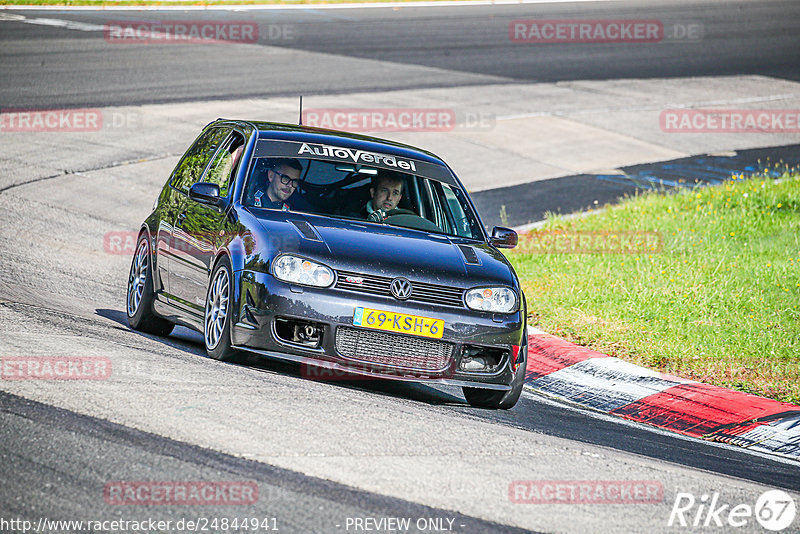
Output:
[669,490,796,531]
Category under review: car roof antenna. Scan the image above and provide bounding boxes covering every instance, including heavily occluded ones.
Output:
[298,95,303,126]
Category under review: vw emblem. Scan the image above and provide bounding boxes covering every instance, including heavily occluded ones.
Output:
[390,278,413,300]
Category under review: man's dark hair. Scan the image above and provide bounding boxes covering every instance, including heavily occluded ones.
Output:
[272,158,303,173]
[371,170,404,192]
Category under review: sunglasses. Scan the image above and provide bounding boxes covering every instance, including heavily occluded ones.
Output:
[271,169,300,188]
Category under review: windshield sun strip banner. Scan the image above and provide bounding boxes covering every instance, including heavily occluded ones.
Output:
[253,139,456,185]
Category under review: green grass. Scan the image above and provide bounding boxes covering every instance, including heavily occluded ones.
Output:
[508,165,800,404]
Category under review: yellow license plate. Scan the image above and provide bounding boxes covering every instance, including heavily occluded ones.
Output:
[353,307,444,339]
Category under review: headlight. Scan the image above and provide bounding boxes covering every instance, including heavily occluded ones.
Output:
[272,255,334,288]
[465,287,517,313]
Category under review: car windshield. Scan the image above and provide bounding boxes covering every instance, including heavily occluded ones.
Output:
[242,157,484,240]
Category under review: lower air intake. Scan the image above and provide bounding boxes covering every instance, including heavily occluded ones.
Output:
[336,327,453,372]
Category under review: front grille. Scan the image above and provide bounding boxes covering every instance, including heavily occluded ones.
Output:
[335,270,464,308]
[336,327,453,371]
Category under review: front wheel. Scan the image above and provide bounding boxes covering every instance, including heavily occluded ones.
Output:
[126,234,174,336]
[204,256,242,362]
[463,332,527,409]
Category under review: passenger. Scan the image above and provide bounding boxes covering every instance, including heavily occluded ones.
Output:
[254,158,309,211]
[229,142,244,175]
[361,171,405,222]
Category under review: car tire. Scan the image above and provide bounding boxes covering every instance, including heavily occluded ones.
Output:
[126,234,175,337]
[462,330,528,409]
[204,255,242,362]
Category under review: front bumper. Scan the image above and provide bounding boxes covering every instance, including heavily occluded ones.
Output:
[231,270,525,389]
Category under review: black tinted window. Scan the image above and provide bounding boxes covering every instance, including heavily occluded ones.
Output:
[171,127,231,192]
[205,132,245,197]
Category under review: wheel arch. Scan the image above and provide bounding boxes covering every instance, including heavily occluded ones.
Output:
[209,249,241,327]
[137,222,166,293]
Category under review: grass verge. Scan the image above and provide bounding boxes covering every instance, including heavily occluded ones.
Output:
[508,166,800,404]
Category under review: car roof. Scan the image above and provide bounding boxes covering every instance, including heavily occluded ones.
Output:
[214,119,449,167]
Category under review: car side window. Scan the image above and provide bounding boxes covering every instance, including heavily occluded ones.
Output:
[204,132,246,197]
[171,127,231,193]
[432,181,480,239]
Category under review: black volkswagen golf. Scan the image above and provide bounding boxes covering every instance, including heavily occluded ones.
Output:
[127,119,528,408]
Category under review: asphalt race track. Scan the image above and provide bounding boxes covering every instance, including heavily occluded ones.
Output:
[1,1,800,532]
[1,0,800,108]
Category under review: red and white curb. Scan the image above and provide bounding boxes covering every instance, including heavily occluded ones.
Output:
[523,327,800,461]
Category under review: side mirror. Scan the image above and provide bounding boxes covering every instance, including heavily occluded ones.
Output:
[489,226,518,249]
[189,182,222,206]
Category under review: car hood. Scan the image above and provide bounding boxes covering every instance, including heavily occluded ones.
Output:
[251,212,515,288]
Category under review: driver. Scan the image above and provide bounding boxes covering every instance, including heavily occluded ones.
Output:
[254,158,310,211]
[361,171,404,222]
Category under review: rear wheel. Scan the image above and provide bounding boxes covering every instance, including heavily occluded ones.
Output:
[463,331,527,409]
[126,235,174,336]
[204,256,242,362]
